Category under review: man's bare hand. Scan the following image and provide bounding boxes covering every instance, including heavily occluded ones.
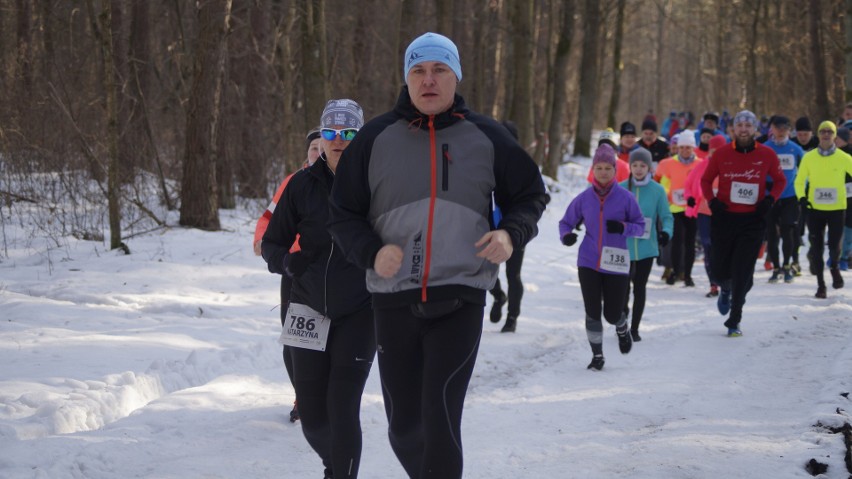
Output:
[475,229,513,264]
[374,244,404,278]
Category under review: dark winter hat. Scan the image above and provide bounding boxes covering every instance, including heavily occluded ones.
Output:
[700,127,714,137]
[320,99,364,129]
[641,119,657,132]
[620,121,637,136]
[795,116,813,132]
[837,126,850,143]
[703,112,720,124]
[592,143,617,167]
[404,32,462,81]
[628,147,653,168]
[305,127,321,151]
[769,116,791,128]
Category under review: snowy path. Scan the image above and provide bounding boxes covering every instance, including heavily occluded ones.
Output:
[1,186,851,478]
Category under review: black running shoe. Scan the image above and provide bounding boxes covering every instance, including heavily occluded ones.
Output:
[768,269,781,283]
[489,292,506,323]
[501,315,517,333]
[630,330,642,342]
[587,354,605,371]
[617,327,633,354]
[830,268,844,289]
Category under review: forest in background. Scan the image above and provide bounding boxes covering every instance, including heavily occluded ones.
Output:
[0,0,850,246]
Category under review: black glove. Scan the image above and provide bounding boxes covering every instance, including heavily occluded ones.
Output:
[799,197,810,211]
[657,231,670,247]
[606,220,625,234]
[709,198,727,215]
[686,197,696,208]
[756,195,774,216]
[283,252,309,278]
[561,233,578,247]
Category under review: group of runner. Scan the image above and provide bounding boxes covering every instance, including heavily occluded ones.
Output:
[251,29,852,478]
[565,110,852,370]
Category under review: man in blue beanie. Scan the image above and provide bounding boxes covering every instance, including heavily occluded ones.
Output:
[329,32,547,478]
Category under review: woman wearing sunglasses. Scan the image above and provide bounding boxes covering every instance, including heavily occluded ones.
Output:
[261,99,375,479]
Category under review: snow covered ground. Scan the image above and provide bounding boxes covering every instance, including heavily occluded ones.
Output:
[1,163,851,478]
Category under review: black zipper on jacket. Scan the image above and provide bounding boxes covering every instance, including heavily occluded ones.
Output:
[442,144,450,191]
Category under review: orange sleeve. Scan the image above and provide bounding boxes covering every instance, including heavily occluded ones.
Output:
[253,174,295,247]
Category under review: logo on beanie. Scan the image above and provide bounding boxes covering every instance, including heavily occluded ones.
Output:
[333,113,348,126]
[408,52,422,67]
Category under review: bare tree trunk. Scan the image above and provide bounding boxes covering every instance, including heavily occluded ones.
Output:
[531,1,554,167]
[179,0,232,231]
[217,51,234,210]
[506,0,533,148]
[655,1,665,118]
[275,1,301,176]
[436,0,454,35]
[130,0,173,209]
[829,1,846,111]
[491,0,509,119]
[810,0,831,121]
[98,0,123,250]
[606,0,626,128]
[846,0,852,102]
[16,0,33,98]
[574,0,602,158]
[234,0,271,199]
[543,1,575,179]
[715,0,726,109]
[300,0,328,133]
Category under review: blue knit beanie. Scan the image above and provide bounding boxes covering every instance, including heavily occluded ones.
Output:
[403,32,462,82]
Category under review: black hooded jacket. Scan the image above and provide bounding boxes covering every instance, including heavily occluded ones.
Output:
[262,156,371,320]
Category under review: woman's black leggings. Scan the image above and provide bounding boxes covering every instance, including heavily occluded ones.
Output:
[671,212,697,279]
[807,209,846,286]
[578,267,629,356]
[489,247,525,317]
[623,257,655,332]
[373,301,483,479]
[290,306,376,478]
